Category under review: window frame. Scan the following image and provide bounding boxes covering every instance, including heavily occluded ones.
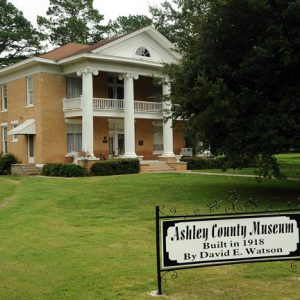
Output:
[11,121,19,142]
[66,123,82,154]
[26,75,34,107]
[1,125,8,154]
[1,83,7,111]
[135,47,151,58]
[107,74,124,100]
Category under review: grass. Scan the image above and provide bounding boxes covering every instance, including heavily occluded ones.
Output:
[194,153,300,178]
[0,173,299,299]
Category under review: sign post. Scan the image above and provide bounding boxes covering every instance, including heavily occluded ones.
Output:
[154,206,300,295]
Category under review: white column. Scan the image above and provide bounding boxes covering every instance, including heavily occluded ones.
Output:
[77,68,98,158]
[162,81,175,157]
[120,73,139,158]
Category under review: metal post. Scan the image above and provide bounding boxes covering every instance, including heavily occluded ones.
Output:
[156,206,163,295]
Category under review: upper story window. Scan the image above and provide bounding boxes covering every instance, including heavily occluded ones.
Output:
[1,83,7,111]
[108,74,124,99]
[26,75,33,106]
[67,77,82,99]
[135,47,151,58]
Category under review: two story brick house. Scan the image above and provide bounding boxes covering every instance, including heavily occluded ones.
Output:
[0,26,185,165]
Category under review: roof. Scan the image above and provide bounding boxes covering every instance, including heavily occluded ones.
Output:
[39,43,90,61]
[39,35,125,61]
[8,119,36,135]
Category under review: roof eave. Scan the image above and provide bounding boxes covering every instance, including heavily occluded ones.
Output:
[0,57,58,77]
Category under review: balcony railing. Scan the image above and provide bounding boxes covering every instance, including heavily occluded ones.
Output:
[63,97,162,114]
[63,97,81,111]
[93,98,124,111]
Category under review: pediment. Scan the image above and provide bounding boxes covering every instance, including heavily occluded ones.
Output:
[92,27,179,64]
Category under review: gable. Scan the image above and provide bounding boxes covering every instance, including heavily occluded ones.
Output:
[92,31,179,65]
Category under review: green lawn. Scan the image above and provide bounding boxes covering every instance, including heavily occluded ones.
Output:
[195,153,300,178]
[0,174,300,299]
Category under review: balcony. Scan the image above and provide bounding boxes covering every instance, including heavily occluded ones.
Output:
[63,97,163,119]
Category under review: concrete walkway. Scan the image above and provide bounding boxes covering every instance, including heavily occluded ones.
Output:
[185,170,300,181]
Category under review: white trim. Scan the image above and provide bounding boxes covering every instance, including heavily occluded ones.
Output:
[26,75,34,106]
[11,120,19,125]
[65,119,82,124]
[8,119,36,135]
[0,122,8,126]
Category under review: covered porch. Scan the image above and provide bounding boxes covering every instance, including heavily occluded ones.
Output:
[63,68,179,160]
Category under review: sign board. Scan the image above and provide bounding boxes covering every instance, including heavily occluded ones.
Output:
[162,213,300,270]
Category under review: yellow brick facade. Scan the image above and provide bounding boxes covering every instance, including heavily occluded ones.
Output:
[0,72,185,164]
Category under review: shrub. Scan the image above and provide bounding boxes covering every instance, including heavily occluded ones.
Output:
[91,159,140,176]
[181,156,256,170]
[42,163,87,177]
[0,153,18,175]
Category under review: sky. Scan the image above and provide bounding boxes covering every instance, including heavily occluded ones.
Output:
[8,0,165,26]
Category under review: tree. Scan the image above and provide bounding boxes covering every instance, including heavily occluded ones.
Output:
[37,0,108,46]
[108,15,152,37]
[162,0,300,177]
[0,0,42,67]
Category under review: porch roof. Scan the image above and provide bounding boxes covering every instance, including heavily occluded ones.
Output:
[8,119,36,135]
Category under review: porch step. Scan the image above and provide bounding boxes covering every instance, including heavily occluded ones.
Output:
[11,164,41,176]
[146,161,176,173]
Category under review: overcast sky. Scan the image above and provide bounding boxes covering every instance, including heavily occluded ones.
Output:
[8,0,165,26]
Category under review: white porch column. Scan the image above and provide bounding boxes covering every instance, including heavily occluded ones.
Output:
[120,73,139,158]
[162,81,175,157]
[77,68,98,158]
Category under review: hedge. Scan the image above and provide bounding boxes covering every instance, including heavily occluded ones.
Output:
[181,156,257,170]
[91,159,140,176]
[0,153,18,175]
[42,163,88,177]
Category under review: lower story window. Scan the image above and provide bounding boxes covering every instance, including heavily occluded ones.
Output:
[153,123,163,153]
[1,126,7,154]
[67,124,82,152]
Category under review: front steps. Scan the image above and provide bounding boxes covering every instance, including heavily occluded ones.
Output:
[11,164,41,176]
[140,160,176,173]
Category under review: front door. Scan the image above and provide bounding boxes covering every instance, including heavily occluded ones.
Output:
[118,134,124,155]
[28,135,34,164]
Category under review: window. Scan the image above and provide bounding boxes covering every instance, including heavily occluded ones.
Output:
[11,122,18,142]
[27,75,33,106]
[1,83,7,111]
[67,124,82,153]
[135,47,151,58]
[108,74,124,99]
[1,126,7,154]
[153,123,163,153]
[67,77,82,98]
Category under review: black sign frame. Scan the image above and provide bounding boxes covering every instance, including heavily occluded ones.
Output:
[155,206,300,296]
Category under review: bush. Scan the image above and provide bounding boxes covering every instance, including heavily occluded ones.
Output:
[181,156,256,170]
[91,159,140,176]
[42,163,87,177]
[0,153,18,175]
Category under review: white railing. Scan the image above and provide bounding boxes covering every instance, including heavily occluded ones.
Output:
[64,97,163,114]
[134,100,162,113]
[93,98,124,111]
[63,97,81,111]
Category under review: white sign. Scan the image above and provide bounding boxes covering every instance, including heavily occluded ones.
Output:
[162,214,300,269]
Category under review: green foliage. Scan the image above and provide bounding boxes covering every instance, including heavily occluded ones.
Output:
[181,156,256,170]
[158,0,300,178]
[91,159,140,176]
[255,155,286,180]
[108,15,152,36]
[0,153,18,175]
[37,0,108,46]
[42,163,87,177]
[0,0,42,67]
